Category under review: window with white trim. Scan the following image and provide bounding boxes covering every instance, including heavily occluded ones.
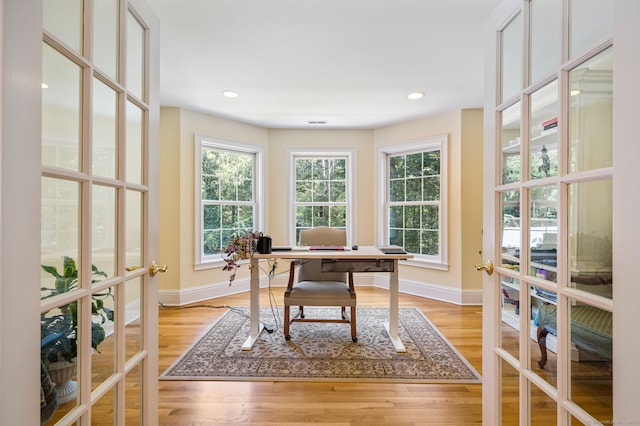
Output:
[289,149,354,244]
[195,135,264,266]
[378,135,448,267]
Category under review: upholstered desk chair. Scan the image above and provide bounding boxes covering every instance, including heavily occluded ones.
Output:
[283,226,357,342]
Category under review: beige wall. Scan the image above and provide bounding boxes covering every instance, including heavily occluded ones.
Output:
[159,108,269,293]
[373,109,484,292]
[159,107,483,302]
[265,129,375,246]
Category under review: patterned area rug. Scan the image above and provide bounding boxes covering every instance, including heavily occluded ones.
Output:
[160,307,481,383]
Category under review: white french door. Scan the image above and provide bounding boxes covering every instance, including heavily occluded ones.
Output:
[39,0,160,424]
[483,0,640,425]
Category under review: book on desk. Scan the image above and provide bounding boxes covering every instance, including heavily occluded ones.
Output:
[271,245,348,251]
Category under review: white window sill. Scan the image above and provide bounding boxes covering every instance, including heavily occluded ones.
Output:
[402,257,449,271]
[194,257,251,271]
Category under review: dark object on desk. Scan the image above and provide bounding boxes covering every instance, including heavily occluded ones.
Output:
[284,227,357,342]
[271,246,292,251]
[352,245,358,250]
[257,236,272,254]
[380,247,407,254]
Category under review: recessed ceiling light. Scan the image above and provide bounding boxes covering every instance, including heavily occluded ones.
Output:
[41,83,49,89]
[408,92,425,100]
[222,90,239,98]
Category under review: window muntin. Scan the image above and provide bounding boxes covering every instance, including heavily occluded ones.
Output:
[380,136,447,267]
[293,155,349,244]
[196,136,264,265]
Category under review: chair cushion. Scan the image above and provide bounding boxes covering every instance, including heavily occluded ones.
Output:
[285,280,356,306]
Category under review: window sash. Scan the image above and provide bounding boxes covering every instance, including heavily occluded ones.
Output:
[378,135,448,269]
[288,149,354,245]
[195,135,264,267]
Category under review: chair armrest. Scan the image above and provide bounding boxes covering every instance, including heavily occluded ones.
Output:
[284,260,303,296]
[347,272,356,298]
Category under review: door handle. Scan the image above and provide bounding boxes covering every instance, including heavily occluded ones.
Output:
[474,259,494,275]
[149,261,168,277]
[126,261,168,277]
[501,264,519,270]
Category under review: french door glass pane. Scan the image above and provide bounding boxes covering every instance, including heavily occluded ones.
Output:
[528,185,558,281]
[126,190,143,268]
[42,44,82,172]
[93,0,119,80]
[569,0,613,59]
[92,387,116,424]
[501,287,520,360]
[126,101,144,184]
[126,12,145,100]
[501,102,521,184]
[41,177,80,290]
[568,299,613,422]
[531,296,557,387]
[529,0,561,84]
[43,304,83,414]
[529,81,558,179]
[568,180,612,299]
[530,382,557,424]
[501,359,519,425]
[125,364,143,424]
[568,48,613,173]
[91,284,116,391]
[501,12,523,102]
[92,184,116,278]
[92,78,118,179]
[125,278,143,361]
[43,0,83,53]
[501,190,521,271]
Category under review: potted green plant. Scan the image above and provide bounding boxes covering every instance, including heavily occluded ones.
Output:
[40,256,114,403]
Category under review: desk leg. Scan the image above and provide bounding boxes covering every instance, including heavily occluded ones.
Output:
[241,257,264,351]
[384,261,406,353]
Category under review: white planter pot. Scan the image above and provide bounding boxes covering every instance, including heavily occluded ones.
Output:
[47,359,77,404]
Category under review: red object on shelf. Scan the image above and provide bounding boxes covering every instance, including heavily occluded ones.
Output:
[541,117,558,130]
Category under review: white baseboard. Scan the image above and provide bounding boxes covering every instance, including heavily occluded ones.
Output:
[371,275,483,305]
[159,273,482,307]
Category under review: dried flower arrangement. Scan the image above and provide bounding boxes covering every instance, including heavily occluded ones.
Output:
[222,230,261,285]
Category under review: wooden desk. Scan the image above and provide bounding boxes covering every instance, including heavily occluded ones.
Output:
[242,246,413,352]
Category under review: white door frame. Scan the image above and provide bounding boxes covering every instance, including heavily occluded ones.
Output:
[0,0,160,423]
[0,0,45,424]
[483,0,640,424]
[132,0,161,422]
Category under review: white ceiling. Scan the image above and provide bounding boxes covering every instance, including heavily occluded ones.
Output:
[146,0,501,129]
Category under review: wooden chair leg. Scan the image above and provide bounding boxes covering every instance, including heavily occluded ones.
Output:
[537,325,549,368]
[284,305,290,340]
[350,306,357,342]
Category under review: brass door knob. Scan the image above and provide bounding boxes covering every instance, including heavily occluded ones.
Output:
[474,259,494,275]
[501,264,520,270]
[125,261,168,277]
[149,261,168,277]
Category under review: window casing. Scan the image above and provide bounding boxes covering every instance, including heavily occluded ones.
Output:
[195,135,265,268]
[287,148,355,245]
[377,135,448,269]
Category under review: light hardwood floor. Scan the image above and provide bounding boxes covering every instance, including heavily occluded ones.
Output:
[46,286,612,425]
[157,287,484,425]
